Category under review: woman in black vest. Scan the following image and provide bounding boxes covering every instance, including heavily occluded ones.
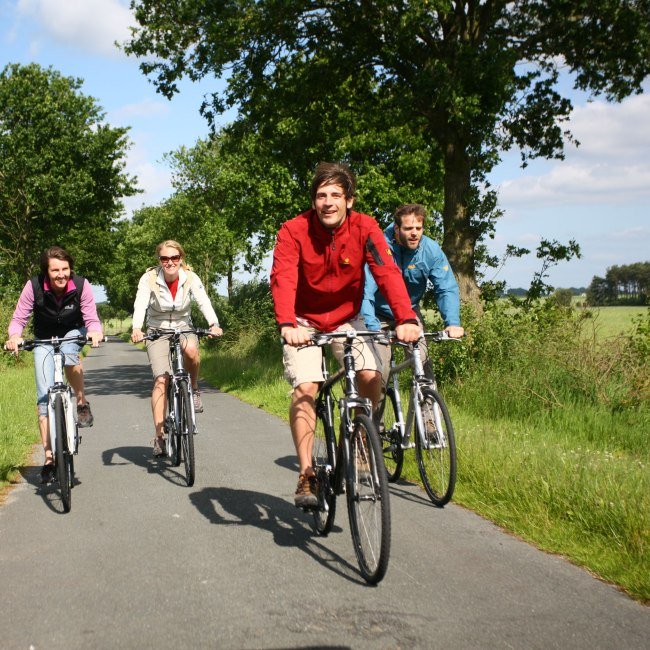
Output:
[6,246,104,483]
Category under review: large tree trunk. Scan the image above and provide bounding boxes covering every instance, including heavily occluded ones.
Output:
[441,138,483,313]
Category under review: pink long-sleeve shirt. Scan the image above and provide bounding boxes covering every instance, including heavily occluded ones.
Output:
[8,277,103,338]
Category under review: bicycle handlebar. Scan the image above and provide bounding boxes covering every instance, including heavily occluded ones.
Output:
[383,330,464,346]
[141,327,215,342]
[6,334,107,352]
[280,328,390,347]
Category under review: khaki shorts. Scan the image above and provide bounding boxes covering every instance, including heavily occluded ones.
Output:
[146,331,199,379]
[282,320,382,389]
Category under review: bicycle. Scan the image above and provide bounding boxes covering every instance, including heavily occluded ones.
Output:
[378,331,459,507]
[10,334,100,512]
[142,327,212,487]
[297,329,391,584]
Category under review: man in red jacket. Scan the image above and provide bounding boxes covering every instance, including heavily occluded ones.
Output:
[271,162,421,507]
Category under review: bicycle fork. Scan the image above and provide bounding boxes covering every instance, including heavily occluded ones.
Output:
[48,388,78,458]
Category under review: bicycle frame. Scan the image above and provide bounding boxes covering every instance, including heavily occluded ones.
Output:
[314,330,381,500]
[165,331,196,437]
[387,335,447,451]
[47,344,79,460]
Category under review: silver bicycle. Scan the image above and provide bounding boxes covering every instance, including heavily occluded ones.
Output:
[378,331,458,507]
[14,334,99,512]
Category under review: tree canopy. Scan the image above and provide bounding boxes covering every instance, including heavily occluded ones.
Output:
[0,63,138,290]
[124,1,650,306]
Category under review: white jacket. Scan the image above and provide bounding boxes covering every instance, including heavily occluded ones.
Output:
[132,267,219,331]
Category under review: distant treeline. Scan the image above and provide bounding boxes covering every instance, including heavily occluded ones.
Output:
[586,262,649,306]
[506,287,586,297]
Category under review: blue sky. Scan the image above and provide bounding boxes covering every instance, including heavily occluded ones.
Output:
[2,0,648,295]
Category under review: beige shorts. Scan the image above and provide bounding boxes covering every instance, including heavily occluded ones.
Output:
[146,331,199,379]
[282,321,381,389]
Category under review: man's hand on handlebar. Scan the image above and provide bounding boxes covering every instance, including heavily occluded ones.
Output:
[444,325,465,339]
[394,322,422,344]
[281,325,312,347]
[208,324,223,338]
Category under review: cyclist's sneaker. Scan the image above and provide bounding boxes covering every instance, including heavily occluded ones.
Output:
[152,436,167,457]
[40,463,55,484]
[77,402,94,428]
[193,390,204,413]
[294,473,318,508]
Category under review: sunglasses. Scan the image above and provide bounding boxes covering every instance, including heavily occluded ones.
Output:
[159,255,181,263]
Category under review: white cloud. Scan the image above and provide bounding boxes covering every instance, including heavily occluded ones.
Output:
[111,98,170,121]
[495,93,650,208]
[16,0,134,58]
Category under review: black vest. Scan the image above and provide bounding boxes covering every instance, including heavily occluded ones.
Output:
[31,274,86,338]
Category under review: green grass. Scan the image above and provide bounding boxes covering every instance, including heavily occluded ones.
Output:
[576,306,647,339]
[0,361,39,489]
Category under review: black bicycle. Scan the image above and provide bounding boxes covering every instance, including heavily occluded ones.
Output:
[143,328,212,487]
[378,331,458,507]
[10,335,100,512]
[301,329,391,584]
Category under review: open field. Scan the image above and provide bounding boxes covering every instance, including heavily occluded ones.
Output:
[575,305,647,339]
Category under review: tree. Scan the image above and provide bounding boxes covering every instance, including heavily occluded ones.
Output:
[124,1,650,308]
[0,63,138,289]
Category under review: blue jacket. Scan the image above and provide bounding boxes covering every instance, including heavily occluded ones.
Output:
[361,224,461,330]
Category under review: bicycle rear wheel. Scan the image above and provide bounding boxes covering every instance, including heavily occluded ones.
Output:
[378,386,404,482]
[54,394,72,513]
[416,387,456,507]
[178,380,196,486]
[312,392,337,535]
[346,414,391,584]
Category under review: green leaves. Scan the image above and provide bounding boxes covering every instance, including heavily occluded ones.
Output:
[0,63,138,289]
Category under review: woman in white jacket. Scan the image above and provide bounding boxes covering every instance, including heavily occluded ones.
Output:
[131,240,222,456]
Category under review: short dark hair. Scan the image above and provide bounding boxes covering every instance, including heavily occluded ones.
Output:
[394,203,426,227]
[310,162,356,203]
[40,246,74,275]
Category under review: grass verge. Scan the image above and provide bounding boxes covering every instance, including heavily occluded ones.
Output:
[0,361,38,491]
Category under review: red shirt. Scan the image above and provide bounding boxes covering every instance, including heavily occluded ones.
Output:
[271,209,416,332]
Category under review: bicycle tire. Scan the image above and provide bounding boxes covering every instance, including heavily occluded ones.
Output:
[378,386,404,482]
[416,387,457,507]
[179,380,196,486]
[54,394,72,512]
[312,391,337,535]
[346,414,391,584]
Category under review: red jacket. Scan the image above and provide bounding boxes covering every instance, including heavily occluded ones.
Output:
[271,209,417,332]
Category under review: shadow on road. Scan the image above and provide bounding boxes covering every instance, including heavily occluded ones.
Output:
[190,486,373,586]
[101,445,189,486]
[274,454,299,473]
[15,463,82,515]
[388,482,438,508]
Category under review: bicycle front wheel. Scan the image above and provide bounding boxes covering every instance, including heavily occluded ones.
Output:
[346,414,391,584]
[416,387,456,507]
[178,380,196,486]
[378,387,404,482]
[312,393,337,535]
[54,394,72,512]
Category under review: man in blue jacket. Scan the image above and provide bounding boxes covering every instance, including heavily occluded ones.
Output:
[361,203,464,386]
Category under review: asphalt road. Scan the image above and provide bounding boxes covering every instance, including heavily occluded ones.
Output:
[0,340,648,649]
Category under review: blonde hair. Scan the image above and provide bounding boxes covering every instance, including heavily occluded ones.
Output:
[156,240,191,270]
